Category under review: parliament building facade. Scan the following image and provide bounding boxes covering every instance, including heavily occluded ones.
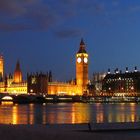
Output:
[0,39,89,96]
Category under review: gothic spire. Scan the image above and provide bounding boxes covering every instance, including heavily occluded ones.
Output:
[14,60,22,83]
[80,38,85,45]
[15,60,21,71]
[77,38,87,53]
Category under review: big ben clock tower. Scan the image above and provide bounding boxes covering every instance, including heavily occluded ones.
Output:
[0,55,4,79]
[76,39,88,94]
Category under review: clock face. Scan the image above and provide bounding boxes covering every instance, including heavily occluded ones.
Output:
[84,57,88,63]
[77,57,81,63]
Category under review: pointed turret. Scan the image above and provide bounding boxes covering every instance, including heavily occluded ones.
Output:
[48,70,52,82]
[14,60,22,83]
[15,60,21,72]
[80,38,85,45]
[77,38,87,53]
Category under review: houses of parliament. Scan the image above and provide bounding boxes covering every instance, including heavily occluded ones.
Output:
[0,39,89,96]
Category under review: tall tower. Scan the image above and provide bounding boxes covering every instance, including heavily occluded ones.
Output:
[14,60,22,83]
[76,39,88,93]
[0,55,4,79]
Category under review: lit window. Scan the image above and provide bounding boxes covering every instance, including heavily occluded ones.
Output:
[31,78,36,84]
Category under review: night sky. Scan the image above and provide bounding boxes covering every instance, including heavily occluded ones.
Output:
[0,0,140,81]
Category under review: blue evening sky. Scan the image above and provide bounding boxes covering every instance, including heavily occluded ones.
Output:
[0,0,140,81]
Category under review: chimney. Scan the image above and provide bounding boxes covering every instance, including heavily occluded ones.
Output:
[125,67,128,73]
[107,68,111,74]
[134,66,138,72]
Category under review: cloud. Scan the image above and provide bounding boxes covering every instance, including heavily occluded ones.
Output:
[1,0,140,32]
[0,0,108,32]
[0,0,34,16]
[112,0,119,7]
[0,23,33,31]
[0,0,55,31]
[59,0,106,15]
[55,29,83,38]
[128,5,140,13]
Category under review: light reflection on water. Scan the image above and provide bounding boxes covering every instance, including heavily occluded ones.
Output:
[0,102,140,124]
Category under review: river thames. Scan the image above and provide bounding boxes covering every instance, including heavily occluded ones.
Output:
[0,102,140,124]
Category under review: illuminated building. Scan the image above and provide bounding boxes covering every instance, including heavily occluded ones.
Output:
[93,72,106,93]
[27,73,48,94]
[45,39,89,95]
[48,82,81,95]
[0,61,27,94]
[28,39,89,95]
[0,55,4,80]
[76,39,89,94]
[102,67,140,96]
[0,39,89,95]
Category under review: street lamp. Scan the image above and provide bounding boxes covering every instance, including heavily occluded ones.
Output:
[30,89,33,93]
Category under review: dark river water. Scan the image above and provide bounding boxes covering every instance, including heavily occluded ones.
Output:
[0,102,140,124]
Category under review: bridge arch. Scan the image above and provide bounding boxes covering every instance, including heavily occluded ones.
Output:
[1,96,13,101]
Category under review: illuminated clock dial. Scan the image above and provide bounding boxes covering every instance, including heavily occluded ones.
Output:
[84,57,88,63]
[77,57,81,63]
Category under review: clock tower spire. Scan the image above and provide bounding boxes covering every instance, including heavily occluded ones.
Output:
[76,38,88,94]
